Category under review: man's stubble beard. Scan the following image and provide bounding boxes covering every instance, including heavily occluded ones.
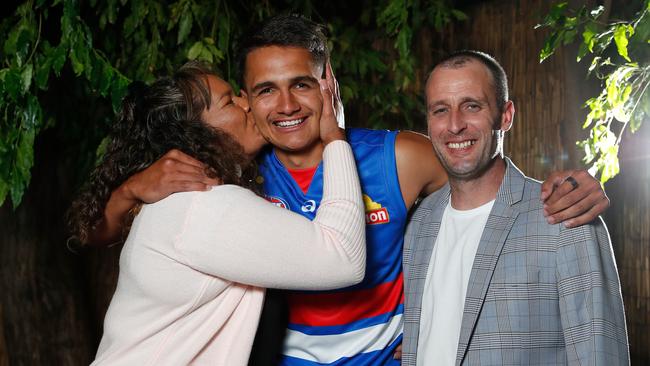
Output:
[433,130,502,182]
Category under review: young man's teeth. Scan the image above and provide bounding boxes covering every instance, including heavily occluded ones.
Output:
[275,118,303,127]
[448,140,475,149]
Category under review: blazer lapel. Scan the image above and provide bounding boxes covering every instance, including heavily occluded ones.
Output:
[455,159,525,365]
[404,185,450,362]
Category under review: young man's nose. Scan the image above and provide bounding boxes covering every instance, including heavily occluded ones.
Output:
[277,91,300,115]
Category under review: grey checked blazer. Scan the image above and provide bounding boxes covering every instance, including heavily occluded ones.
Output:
[402,158,629,365]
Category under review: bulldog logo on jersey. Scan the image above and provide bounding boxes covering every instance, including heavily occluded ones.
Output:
[266,196,289,209]
[362,194,390,225]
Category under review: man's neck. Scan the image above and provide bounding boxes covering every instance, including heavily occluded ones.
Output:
[274,142,325,170]
[449,158,506,210]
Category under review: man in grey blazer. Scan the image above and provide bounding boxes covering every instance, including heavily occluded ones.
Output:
[401,50,629,365]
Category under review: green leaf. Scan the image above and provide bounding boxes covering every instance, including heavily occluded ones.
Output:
[177,10,193,45]
[540,31,562,62]
[205,43,224,61]
[536,2,568,29]
[632,10,650,43]
[20,64,33,94]
[583,96,605,128]
[199,47,213,63]
[577,42,589,62]
[629,114,643,133]
[613,24,633,61]
[95,136,110,164]
[107,0,118,25]
[51,45,67,76]
[450,9,468,21]
[606,75,620,107]
[4,68,22,101]
[587,56,601,74]
[22,95,42,129]
[110,75,131,112]
[0,177,8,207]
[563,16,578,28]
[396,27,412,59]
[642,87,650,118]
[98,62,115,97]
[187,41,203,60]
[550,2,569,17]
[563,28,577,45]
[582,22,598,52]
[580,138,595,163]
[593,31,615,54]
[4,24,34,67]
[34,55,51,90]
[631,88,650,132]
[69,44,85,75]
[9,126,36,209]
[600,144,620,183]
[217,20,231,52]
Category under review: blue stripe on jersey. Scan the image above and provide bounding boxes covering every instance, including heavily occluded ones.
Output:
[279,336,403,366]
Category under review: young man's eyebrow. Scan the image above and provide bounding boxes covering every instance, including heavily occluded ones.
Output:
[251,81,275,93]
[251,75,320,94]
[290,75,319,84]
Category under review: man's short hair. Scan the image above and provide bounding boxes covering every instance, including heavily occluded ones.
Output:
[430,50,509,112]
[237,14,329,87]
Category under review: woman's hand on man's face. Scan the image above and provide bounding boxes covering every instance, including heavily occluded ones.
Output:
[319,60,346,145]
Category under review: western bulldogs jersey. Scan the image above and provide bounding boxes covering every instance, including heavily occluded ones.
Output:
[258,128,406,365]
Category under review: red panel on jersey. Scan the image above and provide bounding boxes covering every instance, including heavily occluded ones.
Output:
[287,165,318,194]
[287,274,404,326]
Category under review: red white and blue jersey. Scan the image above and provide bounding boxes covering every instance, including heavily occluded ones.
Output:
[258,128,406,365]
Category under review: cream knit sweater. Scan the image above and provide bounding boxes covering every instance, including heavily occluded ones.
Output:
[91,141,366,365]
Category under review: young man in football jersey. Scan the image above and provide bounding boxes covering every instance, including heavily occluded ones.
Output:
[89,14,610,366]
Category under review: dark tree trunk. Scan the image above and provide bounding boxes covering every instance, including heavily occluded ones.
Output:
[0,127,96,365]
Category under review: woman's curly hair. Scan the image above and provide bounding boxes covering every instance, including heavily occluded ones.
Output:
[68,62,260,244]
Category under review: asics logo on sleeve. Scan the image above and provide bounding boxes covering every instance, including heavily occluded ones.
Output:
[301,200,317,213]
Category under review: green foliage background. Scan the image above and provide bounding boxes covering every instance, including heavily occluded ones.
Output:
[2,0,646,208]
[538,0,650,183]
[0,0,467,209]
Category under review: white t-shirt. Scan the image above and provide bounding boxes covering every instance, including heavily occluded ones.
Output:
[416,199,495,366]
